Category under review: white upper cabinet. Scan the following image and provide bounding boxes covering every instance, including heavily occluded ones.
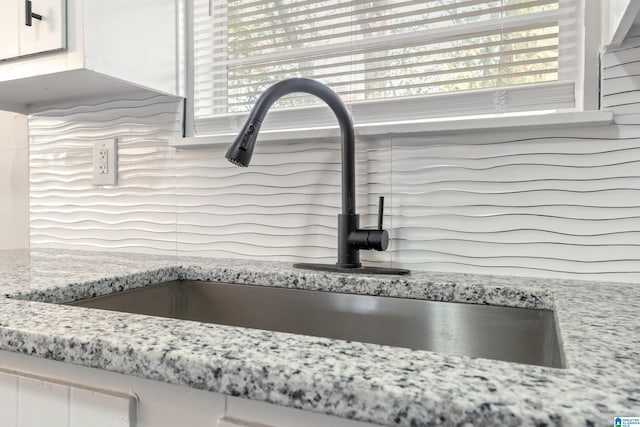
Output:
[1,0,66,61]
[18,0,67,58]
[0,0,20,60]
[0,0,180,113]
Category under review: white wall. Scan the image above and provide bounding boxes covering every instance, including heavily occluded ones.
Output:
[171,123,640,283]
[0,110,28,249]
[27,35,640,283]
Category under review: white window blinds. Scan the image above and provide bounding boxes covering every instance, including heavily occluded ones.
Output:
[193,0,578,135]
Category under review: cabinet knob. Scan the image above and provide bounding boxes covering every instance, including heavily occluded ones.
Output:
[25,0,43,27]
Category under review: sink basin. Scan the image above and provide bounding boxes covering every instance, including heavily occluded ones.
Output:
[68,280,563,368]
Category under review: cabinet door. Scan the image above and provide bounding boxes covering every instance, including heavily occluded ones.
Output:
[18,0,66,57]
[0,0,20,60]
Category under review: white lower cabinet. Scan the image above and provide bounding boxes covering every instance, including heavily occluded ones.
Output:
[18,377,71,427]
[221,396,380,427]
[0,371,137,427]
[0,349,225,427]
[0,350,381,427]
[0,371,18,426]
[70,387,135,427]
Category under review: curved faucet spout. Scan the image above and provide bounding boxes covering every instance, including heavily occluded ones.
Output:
[226,78,409,275]
[225,78,356,216]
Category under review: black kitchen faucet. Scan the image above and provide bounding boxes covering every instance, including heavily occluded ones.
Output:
[226,78,409,275]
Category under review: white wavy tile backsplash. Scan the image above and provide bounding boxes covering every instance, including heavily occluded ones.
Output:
[29,94,182,255]
[389,126,640,281]
[175,137,392,266]
[169,123,640,282]
[602,34,640,124]
[28,40,640,282]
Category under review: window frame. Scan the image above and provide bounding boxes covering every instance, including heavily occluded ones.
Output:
[181,0,601,139]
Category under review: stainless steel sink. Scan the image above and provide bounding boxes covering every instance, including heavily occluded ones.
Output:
[68,280,564,368]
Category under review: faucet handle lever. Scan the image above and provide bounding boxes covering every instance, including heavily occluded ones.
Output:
[348,196,389,252]
[371,196,389,251]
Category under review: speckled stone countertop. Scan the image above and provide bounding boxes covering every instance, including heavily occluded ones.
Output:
[0,248,638,426]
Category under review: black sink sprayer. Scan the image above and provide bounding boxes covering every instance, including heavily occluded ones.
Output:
[225,78,409,275]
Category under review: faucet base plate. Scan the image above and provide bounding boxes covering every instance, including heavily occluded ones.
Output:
[293,262,410,276]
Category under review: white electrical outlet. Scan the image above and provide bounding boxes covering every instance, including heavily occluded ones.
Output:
[93,139,118,185]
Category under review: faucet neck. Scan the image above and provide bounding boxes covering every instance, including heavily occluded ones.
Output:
[245,78,356,215]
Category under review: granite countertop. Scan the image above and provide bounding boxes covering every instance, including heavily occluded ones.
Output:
[0,248,638,426]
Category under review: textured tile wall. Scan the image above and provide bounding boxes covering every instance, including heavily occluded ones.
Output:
[175,136,392,267]
[602,34,640,123]
[29,94,181,255]
[389,126,640,281]
[28,36,640,282]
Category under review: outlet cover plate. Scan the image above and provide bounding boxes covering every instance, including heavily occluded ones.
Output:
[93,139,118,186]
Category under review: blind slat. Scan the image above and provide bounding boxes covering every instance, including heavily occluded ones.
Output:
[229,30,558,73]
[230,0,494,34]
[230,0,551,27]
[231,0,368,25]
[226,68,559,108]
[228,52,559,93]
[223,10,569,68]
[228,0,558,55]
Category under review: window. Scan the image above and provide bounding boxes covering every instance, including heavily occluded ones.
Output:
[191,0,579,136]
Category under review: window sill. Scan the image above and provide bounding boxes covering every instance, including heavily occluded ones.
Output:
[169,110,614,149]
